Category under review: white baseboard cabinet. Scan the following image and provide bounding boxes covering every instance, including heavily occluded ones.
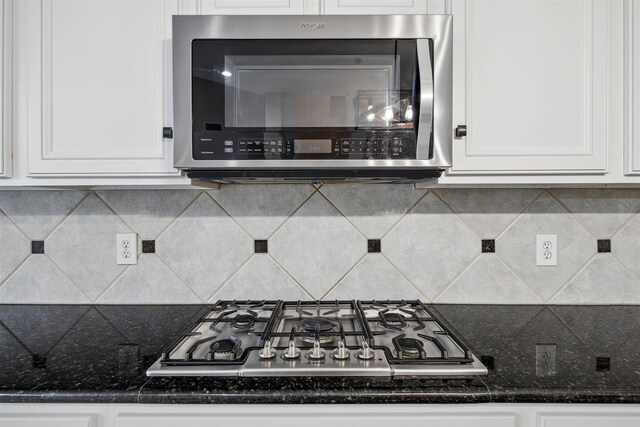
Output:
[1,403,639,427]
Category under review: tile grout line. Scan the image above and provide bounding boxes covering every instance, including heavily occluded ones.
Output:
[491,252,546,304]
[266,184,318,240]
[430,252,483,303]
[264,253,314,299]
[378,252,430,302]
[153,190,205,242]
[378,252,429,301]
[319,251,368,300]
[206,253,257,302]
[545,251,599,303]
[202,190,260,242]
[44,252,96,303]
[378,188,431,241]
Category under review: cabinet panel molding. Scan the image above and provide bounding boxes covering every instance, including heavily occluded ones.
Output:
[26,0,181,177]
[450,0,609,174]
[323,0,429,14]
[0,0,11,177]
[198,0,305,14]
[537,411,640,427]
[1,413,97,427]
[625,0,640,174]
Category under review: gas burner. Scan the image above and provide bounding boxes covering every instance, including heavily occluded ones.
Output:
[378,310,408,330]
[231,312,258,331]
[392,334,426,359]
[299,317,339,344]
[206,336,242,360]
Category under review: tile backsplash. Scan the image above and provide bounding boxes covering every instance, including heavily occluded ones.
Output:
[1,186,639,305]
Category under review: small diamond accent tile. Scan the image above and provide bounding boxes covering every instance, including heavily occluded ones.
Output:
[481,239,495,253]
[436,189,541,238]
[595,357,610,372]
[551,189,640,237]
[0,190,86,239]
[436,254,543,304]
[31,241,45,254]
[367,239,381,253]
[325,254,425,300]
[211,255,310,301]
[270,192,367,298]
[383,192,480,300]
[611,213,640,278]
[0,212,31,283]
[551,255,640,304]
[497,192,596,301]
[254,240,268,254]
[320,183,425,238]
[209,184,314,239]
[142,240,155,254]
[46,194,129,300]
[157,194,253,300]
[597,239,611,253]
[99,190,200,238]
[98,256,200,304]
[0,256,89,303]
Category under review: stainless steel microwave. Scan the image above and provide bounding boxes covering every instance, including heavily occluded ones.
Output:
[172,15,453,183]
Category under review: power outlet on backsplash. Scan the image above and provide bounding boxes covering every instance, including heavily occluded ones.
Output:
[116,233,138,265]
[535,344,557,377]
[536,234,557,266]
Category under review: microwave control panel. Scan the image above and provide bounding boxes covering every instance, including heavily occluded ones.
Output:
[192,132,417,161]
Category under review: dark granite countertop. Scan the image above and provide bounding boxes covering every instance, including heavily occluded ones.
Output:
[1,304,638,404]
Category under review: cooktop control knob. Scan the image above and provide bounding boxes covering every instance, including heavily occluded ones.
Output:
[356,341,375,360]
[259,340,276,359]
[282,340,301,360]
[307,340,326,360]
[332,340,350,360]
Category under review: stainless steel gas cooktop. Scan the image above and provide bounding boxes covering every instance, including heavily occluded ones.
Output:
[147,300,487,378]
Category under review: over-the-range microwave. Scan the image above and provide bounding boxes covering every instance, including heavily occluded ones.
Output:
[172,15,453,183]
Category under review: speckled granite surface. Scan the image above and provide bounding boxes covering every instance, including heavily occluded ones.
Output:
[0,305,638,404]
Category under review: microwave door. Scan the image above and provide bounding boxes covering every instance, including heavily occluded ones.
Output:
[415,39,434,161]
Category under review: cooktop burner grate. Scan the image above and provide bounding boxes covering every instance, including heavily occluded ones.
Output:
[154,299,481,376]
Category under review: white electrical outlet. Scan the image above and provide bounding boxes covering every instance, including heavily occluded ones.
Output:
[536,234,557,266]
[117,233,138,265]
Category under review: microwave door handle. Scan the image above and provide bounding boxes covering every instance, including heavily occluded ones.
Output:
[415,39,434,160]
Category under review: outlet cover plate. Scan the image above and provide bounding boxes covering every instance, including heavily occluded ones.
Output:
[536,344,557,377]
[536,234,557,266]
[117,233,138,265]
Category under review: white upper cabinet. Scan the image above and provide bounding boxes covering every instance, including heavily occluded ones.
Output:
[0,0,10,178]
[198,0,306,15]
[448,0,610,175]
[324,0,427,14]
[25,0,181,177]
[626,0,640,174]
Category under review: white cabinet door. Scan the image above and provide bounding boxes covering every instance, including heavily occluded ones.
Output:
[113,406,515,427]
[0,404,106,427]
[198,0,307,15]
[449,0,610,175]
[0,414,97,427]
[625,0,640,174]
[0,0,10,178]
[25,0,182,177]
[323,0,428,14]
[537,411,640,427]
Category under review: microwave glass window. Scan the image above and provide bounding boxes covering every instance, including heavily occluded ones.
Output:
[223,55,406,129]
[191,39,418,133]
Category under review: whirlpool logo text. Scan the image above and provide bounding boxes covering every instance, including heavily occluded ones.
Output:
[300,22,326,31]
